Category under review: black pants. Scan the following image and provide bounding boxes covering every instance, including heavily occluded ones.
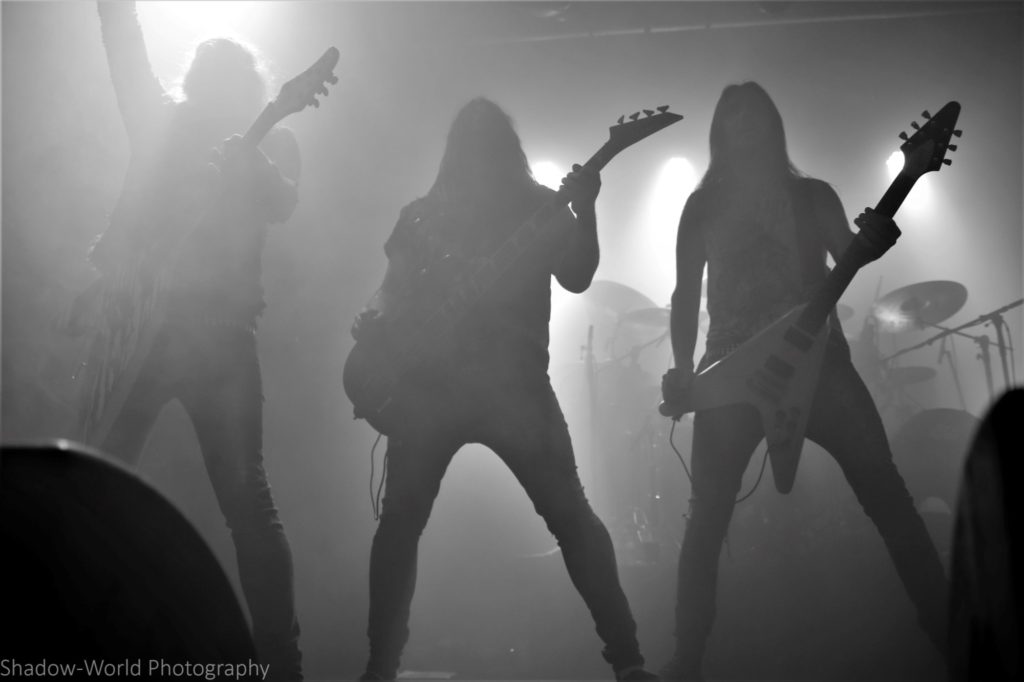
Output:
[100,322,302,680]
[672,343,948,668]
[365,375,644,677]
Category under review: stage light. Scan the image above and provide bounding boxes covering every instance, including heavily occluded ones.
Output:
[627,156,699,305]
[138,2,269,38]
[135,2,273,83]
[531,160,565,190]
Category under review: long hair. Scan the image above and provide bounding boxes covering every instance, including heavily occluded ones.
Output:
[427,98,537,205]
[179,37,267,116]
[699,81,802,191]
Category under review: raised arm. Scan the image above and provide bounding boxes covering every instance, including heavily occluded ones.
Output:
[96,1,167,144]
[669,192,708,373]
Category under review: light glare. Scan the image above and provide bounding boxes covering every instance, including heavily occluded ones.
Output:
[531,160,565,190]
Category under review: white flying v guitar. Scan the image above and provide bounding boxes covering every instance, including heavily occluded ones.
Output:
[660,101,962,494]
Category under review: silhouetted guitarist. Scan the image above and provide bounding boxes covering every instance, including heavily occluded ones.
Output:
[66,3,317,678]
[350,98,657,682]
[660,82,948,679]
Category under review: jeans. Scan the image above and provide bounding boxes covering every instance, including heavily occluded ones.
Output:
[365,374,644,677]
[99,322,302,680]
[672,342,948,668]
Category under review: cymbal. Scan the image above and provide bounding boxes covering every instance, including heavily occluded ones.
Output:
[620,307,670,328]
[885,366,937,385]
[619,307,711,332]
[872,280,967,332]
[584,280,657,317]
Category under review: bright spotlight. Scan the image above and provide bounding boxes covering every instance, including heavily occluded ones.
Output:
[135,2,273,82]
[531,160,565,190]
[886,150,931,211]
[634,156,699,304]
[138,2,269,39]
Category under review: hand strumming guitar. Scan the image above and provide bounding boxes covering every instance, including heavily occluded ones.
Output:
[660,367,695,420]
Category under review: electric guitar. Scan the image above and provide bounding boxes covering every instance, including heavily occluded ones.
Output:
[343,107,684,435]
[77,47,340,446]
[660,101,962,494]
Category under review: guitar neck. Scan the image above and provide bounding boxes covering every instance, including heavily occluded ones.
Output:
[796,171,919,334]
[461,141,618,292]
[242,101,283,148]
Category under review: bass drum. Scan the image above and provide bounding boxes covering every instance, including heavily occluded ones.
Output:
[891,408,979,509]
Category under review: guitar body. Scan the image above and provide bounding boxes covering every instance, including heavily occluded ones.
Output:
[690,305,829,493]
[78,266,166,446]
[342,334,404,435]
[342,257,499,435]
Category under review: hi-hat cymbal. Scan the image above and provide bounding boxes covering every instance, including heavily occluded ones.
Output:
[584,280,657,317]
[872,281,968,333]
[885,366,937,385]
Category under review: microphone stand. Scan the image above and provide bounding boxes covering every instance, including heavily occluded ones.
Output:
[975,334,995,400]
[979,301,1020,388]
[935,334,969,411]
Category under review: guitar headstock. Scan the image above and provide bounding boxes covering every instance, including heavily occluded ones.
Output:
[897,101,962,180]
[604,106,684,160]
[273,46,340,117]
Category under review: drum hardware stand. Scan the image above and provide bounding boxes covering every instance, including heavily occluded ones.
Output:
[936,334,969,411]
[976,299,1021,388]
[884,298,1022,401]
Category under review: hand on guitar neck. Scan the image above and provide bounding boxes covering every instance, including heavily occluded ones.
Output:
[852,208,901,262]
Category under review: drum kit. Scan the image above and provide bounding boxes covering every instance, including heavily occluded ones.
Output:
[555,277,1021,563]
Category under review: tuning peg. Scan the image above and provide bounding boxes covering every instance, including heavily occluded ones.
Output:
[948,144,958,152]
[942,159,952,166]
[629,112,640,122]
[617,115,625,125]
[898,131,909,141]
[953,129,963,137]
[910,121,920,130]
[657,105,669,113]
[643,109,655,117]
[921,110,932,119]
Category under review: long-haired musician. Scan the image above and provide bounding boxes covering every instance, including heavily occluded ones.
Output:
[67,3,303,678]
[350,97,656,682]
[660,82,948,679]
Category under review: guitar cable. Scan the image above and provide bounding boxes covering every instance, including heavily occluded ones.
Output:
[668,419,770,505]
[369,432,386,520]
